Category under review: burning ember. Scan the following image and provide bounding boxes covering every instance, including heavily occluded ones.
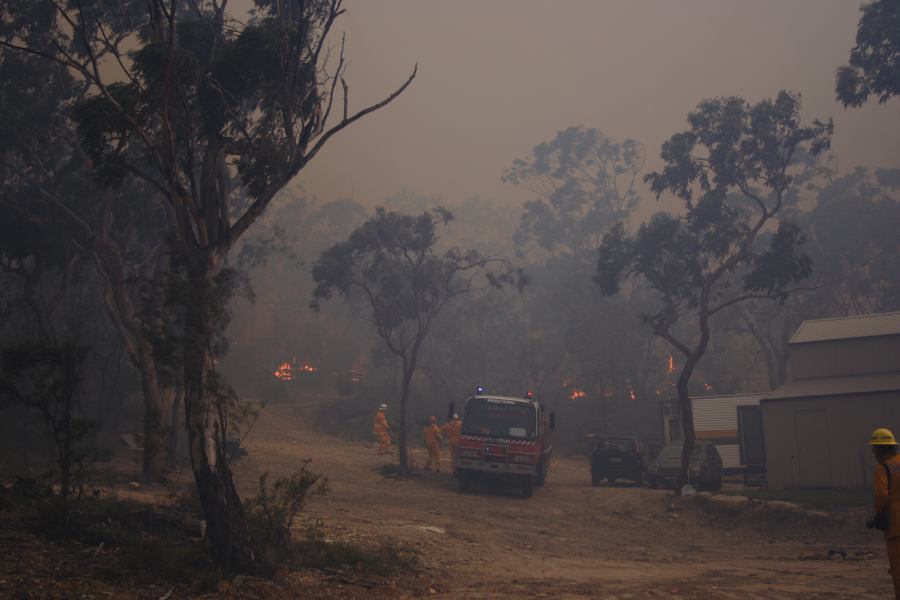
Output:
[273,358,318,382]
[569,389,586,400]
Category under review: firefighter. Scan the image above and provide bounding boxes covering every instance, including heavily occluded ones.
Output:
[869,427,900,598]
[423,415,443,472]
[373,404,393,455]
[441,413,462,474]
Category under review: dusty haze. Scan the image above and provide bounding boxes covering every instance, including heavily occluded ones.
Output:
[242,0,900,210]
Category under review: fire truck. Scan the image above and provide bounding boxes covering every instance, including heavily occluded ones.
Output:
[449,391,555,498]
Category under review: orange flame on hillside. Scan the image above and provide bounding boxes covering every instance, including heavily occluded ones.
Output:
[273,358,318,381]
[569,389,586,400]
[274,361,293,381]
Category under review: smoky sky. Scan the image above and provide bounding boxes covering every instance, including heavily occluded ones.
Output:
[249,1,900,210]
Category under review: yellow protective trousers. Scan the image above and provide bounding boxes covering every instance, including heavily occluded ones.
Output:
[887,537,900,599]
[425,444,441,472]
[376,432,392,454]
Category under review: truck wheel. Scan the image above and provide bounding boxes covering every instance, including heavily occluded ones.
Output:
[591,471,600,487]
[521,476,534,498]
[536,461,546,487]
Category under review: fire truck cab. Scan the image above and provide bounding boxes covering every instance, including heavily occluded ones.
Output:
[450,393,554,498]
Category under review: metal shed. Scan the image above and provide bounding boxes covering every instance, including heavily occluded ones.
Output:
[761,312,900,489]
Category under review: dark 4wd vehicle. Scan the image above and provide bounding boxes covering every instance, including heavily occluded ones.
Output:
[646,441,722,491]
[590,435,646,486]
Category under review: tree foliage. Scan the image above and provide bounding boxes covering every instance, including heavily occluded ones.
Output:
[836,0,900,107]
[503,126,644,260]
[312,207,522,472]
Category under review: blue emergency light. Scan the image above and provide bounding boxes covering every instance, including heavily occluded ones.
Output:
[476,386,486,394]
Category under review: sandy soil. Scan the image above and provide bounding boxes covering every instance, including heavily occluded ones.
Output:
[228,396,894,599]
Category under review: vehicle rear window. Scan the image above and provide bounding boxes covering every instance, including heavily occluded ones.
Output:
[658,443,704,460]
[462,399,536,439]
[599,438,635,452]
[658,444,683,460]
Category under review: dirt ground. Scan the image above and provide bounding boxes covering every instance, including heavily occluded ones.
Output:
[226,396,894,599]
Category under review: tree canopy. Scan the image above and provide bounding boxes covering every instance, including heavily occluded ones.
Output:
[596,91,832,491]
[836,0,900,107]
[312,207,522,472]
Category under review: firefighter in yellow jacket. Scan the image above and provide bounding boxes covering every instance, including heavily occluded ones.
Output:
[373,404,393,455]
[423,416,443,472]
[870,427,900,598]
[441,413,462,474]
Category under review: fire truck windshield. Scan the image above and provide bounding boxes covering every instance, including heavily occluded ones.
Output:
[461,398,536,440]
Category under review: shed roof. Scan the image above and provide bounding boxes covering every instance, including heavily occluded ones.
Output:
[790,311,900,344]
[763,372,900,402]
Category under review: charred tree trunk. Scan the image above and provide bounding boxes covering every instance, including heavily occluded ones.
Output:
[397,357,413,475]
[182,260,260,573]
[137,343,170,480]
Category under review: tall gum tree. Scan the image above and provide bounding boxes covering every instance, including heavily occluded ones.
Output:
[311,207,523,474]
[1,0,415,572]
[595,91,832,492]
[2,0,192,483]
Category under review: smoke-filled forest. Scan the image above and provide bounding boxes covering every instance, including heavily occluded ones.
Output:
[0,1,898,598]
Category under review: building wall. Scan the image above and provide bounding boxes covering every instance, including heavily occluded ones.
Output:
[791,336,900,380]
[761,391,900,489]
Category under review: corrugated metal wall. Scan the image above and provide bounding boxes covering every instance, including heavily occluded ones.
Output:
[692,394,765,470]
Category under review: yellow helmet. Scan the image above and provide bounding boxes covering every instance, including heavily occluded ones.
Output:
[869,428,898,446]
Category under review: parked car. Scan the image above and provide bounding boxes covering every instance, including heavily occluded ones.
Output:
[590,435,646,486]
[646,440,722,491]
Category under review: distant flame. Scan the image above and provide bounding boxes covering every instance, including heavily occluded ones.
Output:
[666,354,676,375]
[274,361,293,381]
[569,389,586,400]
[273,358,318,381]
[626,379,637,401]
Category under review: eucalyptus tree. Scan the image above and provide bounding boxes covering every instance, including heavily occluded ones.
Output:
[1,0,415,572]
[503,126,644,262]
[312,207,523,473]
[596,92,832,491]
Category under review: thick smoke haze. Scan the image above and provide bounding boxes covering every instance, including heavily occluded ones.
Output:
[282,1,899,210]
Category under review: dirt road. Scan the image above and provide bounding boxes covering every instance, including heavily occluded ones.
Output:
[233,398,892,599]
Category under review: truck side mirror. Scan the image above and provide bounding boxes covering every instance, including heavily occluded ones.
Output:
[447,402,455,420]
[549,412,556,431]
